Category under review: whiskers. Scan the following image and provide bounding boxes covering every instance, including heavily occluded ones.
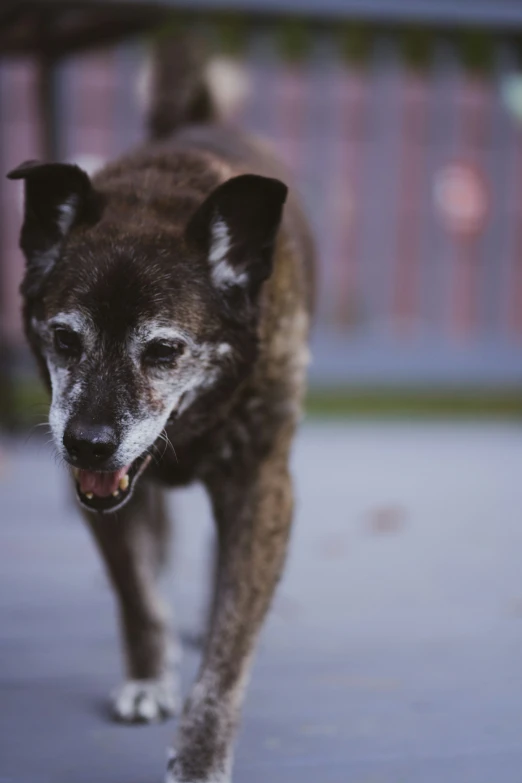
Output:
[22,402,52,446]
[147,428,178,466]
[16,408,68,469]
[24,419,52,446]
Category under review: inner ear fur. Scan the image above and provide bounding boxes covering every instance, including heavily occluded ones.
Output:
[7,160,103,295]
[185,173,288,291]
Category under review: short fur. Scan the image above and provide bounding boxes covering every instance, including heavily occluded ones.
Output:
[8,37,314,783]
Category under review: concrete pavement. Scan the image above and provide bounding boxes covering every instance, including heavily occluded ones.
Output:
[1,420,522,783]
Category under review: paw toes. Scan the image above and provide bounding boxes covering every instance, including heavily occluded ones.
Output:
[111,678,178,724]
[135,691,160,722]
[165,751,231,783]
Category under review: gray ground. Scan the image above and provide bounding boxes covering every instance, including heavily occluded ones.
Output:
[1,420,522,783]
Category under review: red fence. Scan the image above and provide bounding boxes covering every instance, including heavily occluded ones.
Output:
[1,34,522,387]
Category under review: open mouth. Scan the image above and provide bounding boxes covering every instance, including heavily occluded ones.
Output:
[72,453,152,513]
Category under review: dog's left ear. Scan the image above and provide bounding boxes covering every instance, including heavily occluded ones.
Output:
[185,174,288,295]
[7,160,101,291]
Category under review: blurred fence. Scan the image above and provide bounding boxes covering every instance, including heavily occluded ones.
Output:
[2,21,522,392]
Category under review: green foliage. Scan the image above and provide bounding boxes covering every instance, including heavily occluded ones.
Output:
[338,22,373,65]
[458,29,494,74]
[277,18,312,62]
[399,26,433,71]
[512,34,522,68]
[306,388,522,419]
[151,10,189,44]
[213,13,248,56]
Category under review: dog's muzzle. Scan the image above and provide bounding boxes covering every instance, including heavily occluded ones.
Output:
[71,454,152,513]
[63,418,151,513]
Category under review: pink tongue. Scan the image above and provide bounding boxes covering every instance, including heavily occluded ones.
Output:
[78,465,130,497]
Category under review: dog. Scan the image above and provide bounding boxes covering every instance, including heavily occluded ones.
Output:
[8,37,314,783]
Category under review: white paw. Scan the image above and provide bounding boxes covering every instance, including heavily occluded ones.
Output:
[111,676,179,723]
[165,771,230,783]
[165,750,231,783]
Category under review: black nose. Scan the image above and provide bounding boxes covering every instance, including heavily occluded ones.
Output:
[63,420,118,467]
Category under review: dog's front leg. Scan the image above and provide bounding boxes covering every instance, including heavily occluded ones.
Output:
[167,444,294,783]
[84,482,180,723]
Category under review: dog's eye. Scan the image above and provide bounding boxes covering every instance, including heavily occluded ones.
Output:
[143,340,185,367]
[54,328,82,359]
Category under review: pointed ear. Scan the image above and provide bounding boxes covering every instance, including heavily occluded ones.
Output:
[185,174,288,294]
[7,160,102,291]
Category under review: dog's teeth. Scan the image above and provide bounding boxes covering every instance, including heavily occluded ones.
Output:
[112,490,120,497]
[72,467,79,478]
[85,492,94,500]
[119,474,129,491]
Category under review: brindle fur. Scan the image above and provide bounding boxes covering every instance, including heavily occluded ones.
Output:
[9,39,314,783]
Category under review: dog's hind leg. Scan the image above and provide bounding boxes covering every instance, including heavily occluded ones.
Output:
[83,481,180,723]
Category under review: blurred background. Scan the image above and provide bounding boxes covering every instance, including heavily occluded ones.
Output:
[2,3,522,783]
[2,0,522,419]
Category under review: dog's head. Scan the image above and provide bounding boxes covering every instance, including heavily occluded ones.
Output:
[8,160,287,512]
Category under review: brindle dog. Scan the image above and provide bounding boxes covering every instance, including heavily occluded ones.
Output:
[8,38,314,783]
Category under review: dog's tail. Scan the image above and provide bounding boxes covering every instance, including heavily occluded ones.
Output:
[140,32,248,141]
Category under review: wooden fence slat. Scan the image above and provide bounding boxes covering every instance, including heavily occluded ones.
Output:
[393,70,430,334]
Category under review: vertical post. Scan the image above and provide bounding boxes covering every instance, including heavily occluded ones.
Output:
[0,62,14,431]
[332,63,367,327]
[0,50,60,431]
[451,74,490,338]
[36,53,60,160]
[393,71,429,333]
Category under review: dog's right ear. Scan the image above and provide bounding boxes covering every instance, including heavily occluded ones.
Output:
[7,160,102,291]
